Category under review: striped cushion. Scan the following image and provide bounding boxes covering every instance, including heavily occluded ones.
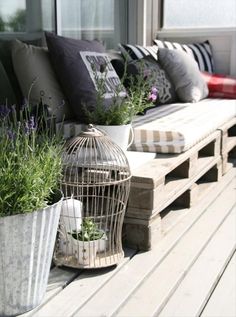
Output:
[153,39,214,73]
[130,99,236,153]
[119,44,158,61]
[57,100,236,154]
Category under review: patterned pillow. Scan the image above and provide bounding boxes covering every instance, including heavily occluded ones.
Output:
[201,72,236,99]
[119,43,158,61]
[154,39,214,73]
[125,57,178,105]
[45,32,126,122]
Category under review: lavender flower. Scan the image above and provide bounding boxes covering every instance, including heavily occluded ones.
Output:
[7,129,16,140]
[0,105,11,118]
[25,116,37,135]
[148,87,158,103]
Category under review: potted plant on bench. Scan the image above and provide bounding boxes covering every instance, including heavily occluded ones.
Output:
[0,101,64,316]
[83,60,158,151]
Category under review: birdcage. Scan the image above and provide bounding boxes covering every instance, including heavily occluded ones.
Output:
[54,124,131,268]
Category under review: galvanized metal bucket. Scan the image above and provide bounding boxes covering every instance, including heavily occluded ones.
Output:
[0,194,62,316]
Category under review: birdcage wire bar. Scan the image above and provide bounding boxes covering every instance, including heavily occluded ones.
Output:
[54,125,131,268]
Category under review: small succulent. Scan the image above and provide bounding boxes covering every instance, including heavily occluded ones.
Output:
[69,218,104,241]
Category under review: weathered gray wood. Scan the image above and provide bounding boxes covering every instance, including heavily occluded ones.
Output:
[127,156,221,219]
[30,248,136,317]
[130,130,221,188]
[114,179,236,317]
[21,267,80,316]
[71,170,236,317]
[21,167,235,317]
[201,253,236,317]
[159,208,236,317]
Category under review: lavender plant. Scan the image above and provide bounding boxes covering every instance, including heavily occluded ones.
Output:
[83,61,158,125]
[0,102,64,217]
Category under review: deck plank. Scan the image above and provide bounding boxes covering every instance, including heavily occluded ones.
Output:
[71,172,236,317]
[114,180,236,317]
[158,208,236,317]
[31,249,136,317]
[20,267,80,316]
[200,252,236,317]
[21,168,235,317]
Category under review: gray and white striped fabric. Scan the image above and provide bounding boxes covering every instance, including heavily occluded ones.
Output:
[56,99,236,154]
[130,99,236,153]
[153,39,214,73]
[119,43,159,61]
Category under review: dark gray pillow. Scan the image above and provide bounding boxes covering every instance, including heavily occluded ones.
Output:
[45,32,125,122]
[125,57,178,105]
[158,48,209,102]
[0,60,17,105]
[11,39,71,122]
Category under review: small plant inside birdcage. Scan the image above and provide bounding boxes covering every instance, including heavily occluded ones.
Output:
[68,217,105,242]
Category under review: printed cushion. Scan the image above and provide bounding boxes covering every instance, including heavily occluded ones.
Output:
[11,39,71,122]
[46,32,125,122]
[119,43,158,61]
[154,39,214,73]
[125,57,178,105]
[201,72,236,99]
[158,48,209,103]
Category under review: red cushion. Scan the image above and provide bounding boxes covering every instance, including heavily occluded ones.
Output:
[201,72,236,99]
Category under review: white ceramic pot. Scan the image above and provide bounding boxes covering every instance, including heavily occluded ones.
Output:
[96,124,134,151]
[73,239,98,266]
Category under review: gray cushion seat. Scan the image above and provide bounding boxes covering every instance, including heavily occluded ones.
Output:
[130,98,236,153]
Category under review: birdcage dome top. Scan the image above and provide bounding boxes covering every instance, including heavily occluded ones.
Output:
[62,125,131,187]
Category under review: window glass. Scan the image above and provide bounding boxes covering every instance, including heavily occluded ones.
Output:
[57,0,127,49]
[163,0,236,28]
[0,0,26,32]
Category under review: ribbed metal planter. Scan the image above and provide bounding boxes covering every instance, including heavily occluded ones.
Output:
[0,196,62,317]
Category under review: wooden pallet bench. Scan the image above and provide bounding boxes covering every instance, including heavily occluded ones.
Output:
[219,117,236,175]
[123,130,222,251]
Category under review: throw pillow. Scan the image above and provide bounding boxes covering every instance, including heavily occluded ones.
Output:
[119,43,158,62]
[0,60,17,105]
[158,48,209,103]
[11,39,71,122]
[201,72,236,99]
[125,57,178,105]
[154,39,214,73]
[45,32,126,122]
[0,40,22,104]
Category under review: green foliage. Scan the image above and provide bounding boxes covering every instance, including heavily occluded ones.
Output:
[0,15,5,32]
[0,101,64,217]
[83,60,157,125]
[7,9,26,32]
[69,218,104,241]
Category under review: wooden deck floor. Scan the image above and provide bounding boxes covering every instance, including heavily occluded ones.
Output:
[22,166,236,317]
